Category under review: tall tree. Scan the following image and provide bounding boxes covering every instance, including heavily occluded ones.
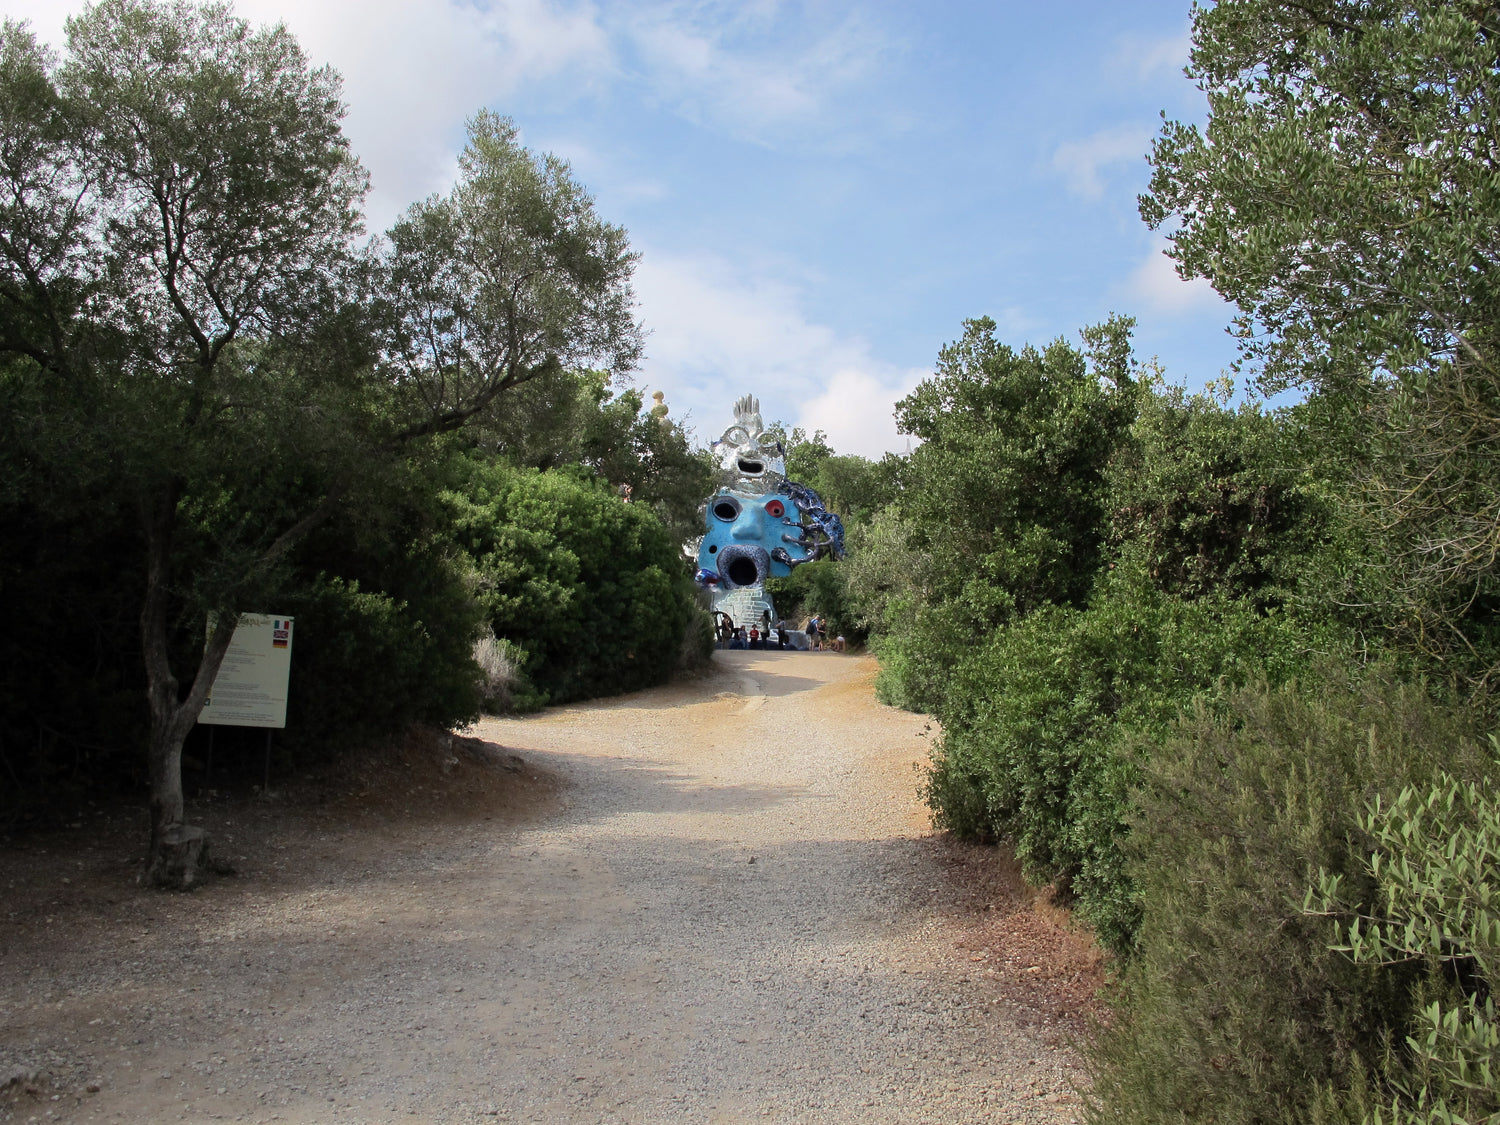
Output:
[381,110,641,440]
[1142,0,1500,672]
[0,0,371,884]
[0,3,643,884]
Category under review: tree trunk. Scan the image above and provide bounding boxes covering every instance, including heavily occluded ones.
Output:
[139,490,235,889]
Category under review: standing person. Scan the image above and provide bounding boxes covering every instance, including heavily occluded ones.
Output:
[776,620,788,650]
[749,625,761,649]
[807,615,821,651]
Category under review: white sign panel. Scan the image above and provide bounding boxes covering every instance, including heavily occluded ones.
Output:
[198,614,294,729]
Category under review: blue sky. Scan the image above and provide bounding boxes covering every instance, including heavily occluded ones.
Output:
[10,0,1238,456]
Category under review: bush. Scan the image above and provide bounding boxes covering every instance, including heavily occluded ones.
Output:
[1085,669,1492,1125]
[1108,384,1324,607]
[443,457,706,706]
[278,570,485,754]
[1308,770,1500,1125]
[766,558,864,644]
[472,635,548,714]
[925,569,1326,953]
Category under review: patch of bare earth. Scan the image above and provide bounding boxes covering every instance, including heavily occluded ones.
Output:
[1,652,1105,1125]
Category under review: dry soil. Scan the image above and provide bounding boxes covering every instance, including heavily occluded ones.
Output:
[1,651,1105,1125]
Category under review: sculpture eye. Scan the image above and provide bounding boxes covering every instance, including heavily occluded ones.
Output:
[765,499,785,518]
[712,496,741,522]
[723,426,750,445]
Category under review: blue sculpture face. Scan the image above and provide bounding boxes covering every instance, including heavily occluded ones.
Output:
[696,488,811,589]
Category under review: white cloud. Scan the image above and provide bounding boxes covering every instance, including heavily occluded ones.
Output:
[1124,233,1227,314]
[232,0,611,229]
[1109,29,1191,83]
[633,248,922,458]
[8,0,614,230]
[798,368,923,460]
[1050,123,1154,199]
[620,2,890,145]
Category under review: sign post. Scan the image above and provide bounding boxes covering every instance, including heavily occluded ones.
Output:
[198,615,294,787]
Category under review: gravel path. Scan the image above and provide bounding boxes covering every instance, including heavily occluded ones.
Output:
[1,651,1096,1125]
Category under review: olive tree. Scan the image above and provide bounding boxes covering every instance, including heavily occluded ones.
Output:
[381,110,642,438]
[1141,0,1500,672]
[0,2,643,885]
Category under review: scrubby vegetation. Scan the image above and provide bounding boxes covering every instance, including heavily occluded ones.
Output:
[0,2,712,874]
[831,2,1500,1122]
[5,0,1496,1115]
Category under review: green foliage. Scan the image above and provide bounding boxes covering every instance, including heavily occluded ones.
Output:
[1142,0,1500,398]
[760,423,898,527]
[868,315,1139,712]
[476,368,711,546]
[765,558,862,643]
[278,572,483,752]
[1085,672,1491,1125]
[442,456,705,707]
[1309,772,1500,1125]
[382,110,643,439]
[1142,0,1500,678]
[1109,384,1325,607]
[0,1,671,837]
[898,366,1348,950]
[896,314,1138,617]
[841,506,933,680]
[927,570,1324,953]
[809,453,901,527]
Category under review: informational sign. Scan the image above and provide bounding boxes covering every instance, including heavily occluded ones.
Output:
[198,614,294,729]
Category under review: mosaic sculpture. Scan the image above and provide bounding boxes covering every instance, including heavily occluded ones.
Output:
[694,395,845,630]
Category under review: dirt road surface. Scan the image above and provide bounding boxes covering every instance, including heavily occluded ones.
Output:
[1,651,1102,1125]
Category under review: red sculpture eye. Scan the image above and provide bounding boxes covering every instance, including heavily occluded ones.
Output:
[765,499,785,518]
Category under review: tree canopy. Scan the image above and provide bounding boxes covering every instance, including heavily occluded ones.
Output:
[0,0,657,883]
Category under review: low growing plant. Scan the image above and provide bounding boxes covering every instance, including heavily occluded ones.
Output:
[1085,669,1490,1125]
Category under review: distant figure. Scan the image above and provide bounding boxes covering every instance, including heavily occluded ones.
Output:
[832,634,846,653]
[807,615,821,651]
[730,627,747,650]
[749,626,762,649]
[776,620,788,650]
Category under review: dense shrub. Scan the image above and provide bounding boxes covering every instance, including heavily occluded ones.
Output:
[1308,771,1500,1125]
[1085,670,1492,1125]
[277,570,484,753]
[926,568,1326,953]
[865,316,1139,711]
[1108,385,1324,607]
[0,497,147,821]
[442,457,707,707]
[766,558,863,644]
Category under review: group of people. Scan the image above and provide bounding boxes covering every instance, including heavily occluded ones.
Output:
[804,614,846,652]
[713,611,845,652]
[716,611,788,650]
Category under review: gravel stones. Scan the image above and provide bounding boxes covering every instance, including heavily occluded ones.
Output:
[0,652,1093,1124]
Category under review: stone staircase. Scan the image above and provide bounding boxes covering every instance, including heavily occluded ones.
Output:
[712,585,777,629]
